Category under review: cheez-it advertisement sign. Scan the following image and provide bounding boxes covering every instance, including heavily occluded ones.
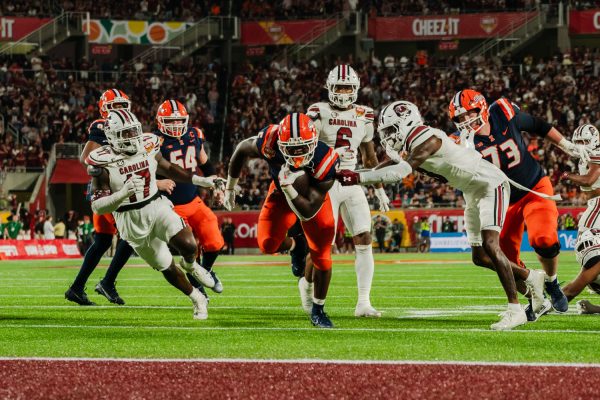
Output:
[0,17,51,41]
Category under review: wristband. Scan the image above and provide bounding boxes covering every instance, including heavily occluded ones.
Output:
[281,184,299,200]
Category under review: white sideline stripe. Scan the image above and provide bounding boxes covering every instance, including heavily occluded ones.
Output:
[0,324,597,335]
[0,356,599,368]
[0,294,510,299]
[0,285,502,290]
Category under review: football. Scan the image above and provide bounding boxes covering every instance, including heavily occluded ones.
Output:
[292,170,311,197]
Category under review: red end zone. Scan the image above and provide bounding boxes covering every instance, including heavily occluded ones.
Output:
[1,359,599,399]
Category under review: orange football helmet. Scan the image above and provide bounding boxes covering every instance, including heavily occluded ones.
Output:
[448,89,489,136]
[156,100,189,138]
[277,113,318,168]
[98,89,131,119]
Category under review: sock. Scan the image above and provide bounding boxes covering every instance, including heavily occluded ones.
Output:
[545,274,557,283]
[188,287,203,303]
[102,239,133,286]
[289,237,296,252]
[313,298,325,306]
[71,233,113,291]
[186,273,202,288]
[181,258,196,271]
[524,270,535,284]
[508,303,522,312]
[201,251,220,272]
[354,244,374,305]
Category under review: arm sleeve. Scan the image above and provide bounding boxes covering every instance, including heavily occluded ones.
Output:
[199,161,216,176]
[514,111,553,137]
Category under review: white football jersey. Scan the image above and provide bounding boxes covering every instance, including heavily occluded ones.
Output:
[578,151,600,191]
[307,102,375,170]
[405,125,507,193]
[86,133,161,207]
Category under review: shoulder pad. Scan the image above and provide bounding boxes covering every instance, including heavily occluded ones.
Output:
[306,103,322,120]
[589,150,600,164]
[192,127,205,140]
[86,165,104,177]
[258,124,279,159]
[491,98,516,121]
[88,119,106,133]
[143,133,161,155]
[86,145,123,166]
[354,105,375,121]
[405,125,434,152]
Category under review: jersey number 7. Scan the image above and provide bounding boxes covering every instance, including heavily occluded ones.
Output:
[125,169,151,202]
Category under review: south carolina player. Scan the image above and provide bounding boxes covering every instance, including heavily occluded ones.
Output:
[224,113,339,328]
[337,101,546,330]
[560,125,600,234]
[66,89,139,306]
[448,89,588,313]
[306,65,387,318]
[88,109,222,319]
[562,229,600,314]
[155,100,225,293]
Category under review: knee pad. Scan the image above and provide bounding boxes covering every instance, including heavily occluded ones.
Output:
[312,257,332,271]
[533,242,560,259]
[259,237,281,254]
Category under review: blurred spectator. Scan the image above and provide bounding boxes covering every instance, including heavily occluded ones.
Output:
[34,215,45,239]
[4,214,23,239]
[391,218,404,251]
[374,215,387,253]
[76,215,94,255]
[54,218,66,239]
[43,216,55,239]
[221,217,236,255]
[64,210,78,238]
[442,216,456,232]
[419,217,431,253]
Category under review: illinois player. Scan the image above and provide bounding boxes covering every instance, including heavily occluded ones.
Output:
[224,113,339,328]
[306,65,386,318]
[560,124,600,234]
[66,89,138,306]
[154,100,225,293]
[448,89,588,313]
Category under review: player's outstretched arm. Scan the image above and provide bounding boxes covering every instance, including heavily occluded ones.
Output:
[155,152,223,188]
[563,261,600,301]
[89,168,142,214]
[561,163,600,187]
[223,137,260,210]
[360,140,390,211]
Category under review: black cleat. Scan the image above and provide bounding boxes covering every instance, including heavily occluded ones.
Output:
[290,235,308,278]
[545,279,568,313]
[95,280,125,305]
[65,287,96,306]
[311,306,334,328]
[209,270,223,294]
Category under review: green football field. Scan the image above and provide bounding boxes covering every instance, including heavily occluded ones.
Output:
[1,252,600,363]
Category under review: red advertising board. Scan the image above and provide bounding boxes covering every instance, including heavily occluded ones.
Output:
[215,211,260,248]
[0,240,81,260]
[368,12,535,41]
[0,17,52,41]
[569,9,600,34]
[241,19,337,45]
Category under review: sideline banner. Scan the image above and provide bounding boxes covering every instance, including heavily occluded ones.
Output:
[215,211,260,248]
[368,12,535,41]
[569,9,600,34]
[0,17,51,41]
[0,239,81,260]
[84,19,193,44]
[241,19,337,45]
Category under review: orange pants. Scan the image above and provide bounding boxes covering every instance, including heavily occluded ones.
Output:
[257,182,335,271]
[500,176,559,266]
[173,196,224,253]
[93,213,117,235]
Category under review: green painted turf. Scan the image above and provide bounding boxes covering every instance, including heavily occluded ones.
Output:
[1,252,600,362]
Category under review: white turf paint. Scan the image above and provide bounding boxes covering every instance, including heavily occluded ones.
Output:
[0,356,599,368]
[0,294,510,299]
[0,323,596,335]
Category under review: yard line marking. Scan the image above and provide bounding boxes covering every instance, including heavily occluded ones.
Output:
[0,324,597,335]
[0,357,599,368]
[0,294,510,299]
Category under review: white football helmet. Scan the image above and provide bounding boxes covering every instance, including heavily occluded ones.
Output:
[575,229,600,269]
[104,109,144,156]
[377,101,424,151]
[573,124,600,152]
[326,64,359,108]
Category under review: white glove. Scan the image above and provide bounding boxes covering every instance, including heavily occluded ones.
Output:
[558,138,590,163]
[334,146,357,164]
[374,187,391,212]
[279,165,305,200]
[385,145,403,163]
[192,175,225,188]
[124,175,145,196]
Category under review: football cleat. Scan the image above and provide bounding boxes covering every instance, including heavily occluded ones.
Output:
[209,270,223,294]
[526,269,546,313]
[95,280,125,305]
[354,303,382,318]
[180,259,215,288]
[311,305,334,328]
[290,235,308,278]
[192,291,208,320]
[490,307,527,331]
[298,277,313,314]
[525,297,552,322]
[65,287,96,306]
[545,278,568,313]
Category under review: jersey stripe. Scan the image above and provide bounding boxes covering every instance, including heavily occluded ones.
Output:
[194,127,204,140]
[405,126,430,151]
[584,199,600,228]
[261,125,278,155]
[497,98,515,121]
[314,148,338,180]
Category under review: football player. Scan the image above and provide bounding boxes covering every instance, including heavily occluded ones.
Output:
[306,65,386,318]
[87,109,222,319]
[448,89,588,313]
[562,229,600,314]
[337,101,546,330]
[224,113,339,328]
[154,100,225,293]
[560,124,600,233]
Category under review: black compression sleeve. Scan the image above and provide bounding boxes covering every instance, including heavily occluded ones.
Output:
[514,112,553,137]
[199,161,216,176]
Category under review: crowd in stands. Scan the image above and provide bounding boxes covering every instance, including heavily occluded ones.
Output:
[2,0,566,21]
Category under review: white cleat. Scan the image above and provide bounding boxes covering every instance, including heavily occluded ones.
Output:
[354,304,382,318]
[180,259,215,289]
[298,277,313,314]
[490,307,527,331]
[192,293,208,320]
[527,269,546,314]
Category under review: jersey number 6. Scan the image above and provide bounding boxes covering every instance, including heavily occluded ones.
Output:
[335,127,353,148]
